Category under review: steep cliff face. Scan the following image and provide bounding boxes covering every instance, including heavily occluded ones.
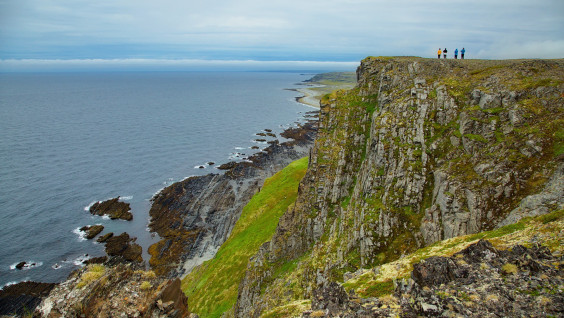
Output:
[148,121,317,277]
[234,57,564,317]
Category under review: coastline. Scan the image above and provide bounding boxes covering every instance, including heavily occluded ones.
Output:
[148,116,318,278]
[292,71,357,108]
[293,85,324,108]
[0,72,321,315]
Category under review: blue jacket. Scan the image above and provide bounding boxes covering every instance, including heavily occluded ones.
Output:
[461,48,465,54]
[455,49,458,55]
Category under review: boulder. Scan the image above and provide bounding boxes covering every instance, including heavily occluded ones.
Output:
[96,232,113,243]
[89,197,133,220]
[104,233,142,263]
[15,261,26,270]
[80,225,104,240]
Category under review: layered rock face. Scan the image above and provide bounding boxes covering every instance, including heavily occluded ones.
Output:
[235,57,564,316]
[148,121,317,276]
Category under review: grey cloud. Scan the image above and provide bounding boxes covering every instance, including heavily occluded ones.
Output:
[1,0,563,61]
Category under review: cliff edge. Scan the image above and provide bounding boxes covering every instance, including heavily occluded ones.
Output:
[233,57,564,317]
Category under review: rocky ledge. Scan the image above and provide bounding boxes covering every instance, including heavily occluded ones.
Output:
[104,232,143,264]
[148,117,318,277]
[304,239,563,317]
[35,264,190,317]
[89,197,133,221]
[79,224,104,240]
[0,282,57,317]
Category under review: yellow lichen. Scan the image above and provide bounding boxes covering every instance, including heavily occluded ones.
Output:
[486,294,499,302]
[501,263,518,275]
[140,281,152,290]
[76,264,105,289]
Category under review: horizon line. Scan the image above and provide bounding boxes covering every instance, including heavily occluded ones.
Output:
[0,58,360,72]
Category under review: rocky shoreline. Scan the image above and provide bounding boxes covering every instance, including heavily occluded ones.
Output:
[148,115,318,277]
[1,109,318,316]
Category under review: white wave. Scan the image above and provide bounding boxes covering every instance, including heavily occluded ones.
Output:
[9,261,43,270]
[153,187,165,198]
[194,165,207,169]
[55,254,91,268]
[72,227,87,241]
[1,281,19,289]
[101,215,110,220]
[72,254,91,266]
[234,146,246,150]
[120,195,133,201]
[84,200,99,211]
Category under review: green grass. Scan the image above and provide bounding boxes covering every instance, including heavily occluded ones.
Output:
[181,157,309,318]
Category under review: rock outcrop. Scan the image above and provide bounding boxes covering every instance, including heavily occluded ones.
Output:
[302,239,564,317]
[233,57,564,317]
[89,197,133,221]
[79,224,104,240]
[0,281,57,317]
[35,264,190,317]
[148,120,317,276]
[104,232,143,263]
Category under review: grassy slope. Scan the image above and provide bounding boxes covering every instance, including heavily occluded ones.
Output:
[181,157,309,318]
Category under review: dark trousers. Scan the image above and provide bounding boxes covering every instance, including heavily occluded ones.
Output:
[461,54,465,59]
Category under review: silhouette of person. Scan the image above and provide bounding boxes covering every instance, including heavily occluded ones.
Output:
[438,48,442,59]
[454,48,458,59]
[443,48,448,59]
[461,48,465,59]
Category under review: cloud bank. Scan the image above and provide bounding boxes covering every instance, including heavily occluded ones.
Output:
[0,58,360,72]
[1,0,563,66]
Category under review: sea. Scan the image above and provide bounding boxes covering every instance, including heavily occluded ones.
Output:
[0,71,316,287]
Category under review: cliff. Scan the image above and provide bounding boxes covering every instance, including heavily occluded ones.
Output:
[233,57,564,317]
[148,120,317,277]
[11,57,563,317]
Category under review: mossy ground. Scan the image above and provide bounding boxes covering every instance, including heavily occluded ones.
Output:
[181,157,309,318]
[341,209,564,298]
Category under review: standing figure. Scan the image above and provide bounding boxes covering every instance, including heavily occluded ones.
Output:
[443,48,448,59]
[461,48,465,59]
[454,48,458,59]
[437,48,442,59]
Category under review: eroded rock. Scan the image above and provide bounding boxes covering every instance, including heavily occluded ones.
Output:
[89,197,133,220]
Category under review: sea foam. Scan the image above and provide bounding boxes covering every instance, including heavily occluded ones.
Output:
[9,261,43,270]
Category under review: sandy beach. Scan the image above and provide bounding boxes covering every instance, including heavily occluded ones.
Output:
[295,85,324,108]
[293,72,357,108]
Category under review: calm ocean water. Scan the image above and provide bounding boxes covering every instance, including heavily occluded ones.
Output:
[0,71,314,287]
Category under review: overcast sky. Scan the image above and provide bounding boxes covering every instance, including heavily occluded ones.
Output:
[1,0,563,71]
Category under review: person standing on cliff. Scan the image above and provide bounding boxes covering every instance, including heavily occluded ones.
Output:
[438,48,442,59]
[461,47,465,59]
[443,48,448,59]
[454,48,458,59]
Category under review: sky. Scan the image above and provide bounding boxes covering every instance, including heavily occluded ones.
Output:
[1,0,563,71]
